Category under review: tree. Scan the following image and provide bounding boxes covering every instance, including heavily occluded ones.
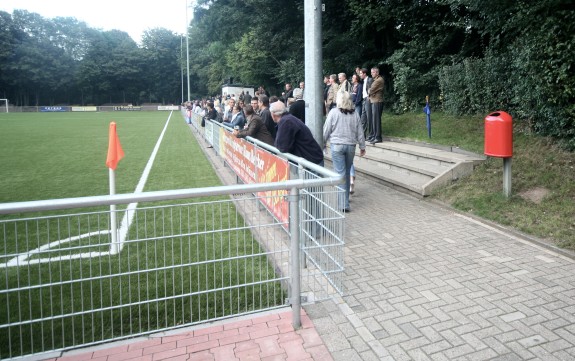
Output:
[4,10,78,105]
[78,30,143,104]
[190,0,306,92]
[141,28,182,104]
[0,11,23,100]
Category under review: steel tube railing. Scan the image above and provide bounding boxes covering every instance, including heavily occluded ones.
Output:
[0,114,345,357]
[0,172,341,215]
[288,187,301,328]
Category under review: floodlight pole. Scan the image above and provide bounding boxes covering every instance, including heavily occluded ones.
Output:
[304,0,323,147]
[181,36,184,104]
[185,1,191,102]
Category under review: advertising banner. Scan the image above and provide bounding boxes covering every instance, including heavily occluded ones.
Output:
[221,131,256,184]
[221,130,289,224]
[256,148,289,224]
[205,121,214,146]
[72,106,97,112]
[158,105,179,110]
[40,106,68,112]
[113,106,141,111]
[194,114,203,130]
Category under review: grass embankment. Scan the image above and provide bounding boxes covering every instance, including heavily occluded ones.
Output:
[382,111,575,250]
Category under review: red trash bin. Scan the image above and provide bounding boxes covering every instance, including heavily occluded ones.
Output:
[484,111,512,157]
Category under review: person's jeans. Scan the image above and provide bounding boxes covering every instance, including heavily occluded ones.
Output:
[331,144,356,210]
[355,104,362,118]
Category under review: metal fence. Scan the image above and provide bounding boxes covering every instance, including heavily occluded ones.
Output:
[0,114,345,359]
[188,111,345,299]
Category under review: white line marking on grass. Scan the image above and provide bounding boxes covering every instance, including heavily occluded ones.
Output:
[0,111,174,268]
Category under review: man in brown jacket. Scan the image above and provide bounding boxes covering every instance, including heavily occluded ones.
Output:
[233,104,275,146]
[325,74,339,114]
[368,67,384,143]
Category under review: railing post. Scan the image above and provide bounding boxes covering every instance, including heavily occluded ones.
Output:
[298,163,308,269]
[289,186,301,329]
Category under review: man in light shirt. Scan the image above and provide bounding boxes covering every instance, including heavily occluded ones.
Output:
[359,68,372,139]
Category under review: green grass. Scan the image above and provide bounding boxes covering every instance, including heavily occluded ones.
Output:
[0,112,167,202]
[382,111,575,250]
[0,112,285,357]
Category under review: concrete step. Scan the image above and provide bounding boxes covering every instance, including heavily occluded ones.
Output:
[325,139,485,196]
[360,148,452,178]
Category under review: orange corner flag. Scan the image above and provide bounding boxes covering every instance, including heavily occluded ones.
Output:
[106,122,124,170]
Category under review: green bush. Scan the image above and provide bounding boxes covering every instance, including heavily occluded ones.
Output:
[438,45,574,150]
[436,5,575,150]
[387,47,441,113]
[438,53,513,116]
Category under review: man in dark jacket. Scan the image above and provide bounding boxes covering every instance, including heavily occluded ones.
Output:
[281,83,294,105]
[222,104,245,130]
[258,95,276,140]
[288,88,305,123]
[271,100,324,239]
[359,68,373,138]
[270,101,323,165]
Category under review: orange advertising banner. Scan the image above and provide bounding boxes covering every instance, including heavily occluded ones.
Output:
[221,130,256,184]
[256,148,289,224]
[221,130,289,224]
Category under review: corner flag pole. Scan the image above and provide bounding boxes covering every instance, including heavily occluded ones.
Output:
[106,122,124,255]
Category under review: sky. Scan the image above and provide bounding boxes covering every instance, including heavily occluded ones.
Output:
[0,0,193,43]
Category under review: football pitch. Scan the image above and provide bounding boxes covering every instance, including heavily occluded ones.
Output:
[0,111,285,358]
[0,111,221,203]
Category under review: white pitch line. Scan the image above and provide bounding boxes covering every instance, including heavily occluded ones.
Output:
[110,110,174,255]
[0,111,174,268]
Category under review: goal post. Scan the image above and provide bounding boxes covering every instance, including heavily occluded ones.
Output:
[0,99,8,113]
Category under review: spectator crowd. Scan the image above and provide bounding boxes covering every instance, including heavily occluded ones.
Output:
[183,67,385,212]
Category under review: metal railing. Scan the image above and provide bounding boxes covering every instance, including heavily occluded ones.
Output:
[188,111,346,300]
[0,114,345,359]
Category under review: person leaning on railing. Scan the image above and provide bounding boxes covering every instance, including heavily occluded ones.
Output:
[233,104,275,146]
[202,101,218,127]
[222,104,245,130]
[270,101,324,166]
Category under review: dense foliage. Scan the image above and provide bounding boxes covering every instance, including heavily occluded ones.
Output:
[0,10,183,106]
[0,0,573,147]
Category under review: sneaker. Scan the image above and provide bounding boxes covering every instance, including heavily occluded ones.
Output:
[350,183,355,194]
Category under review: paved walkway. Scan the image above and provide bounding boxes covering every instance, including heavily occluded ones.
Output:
[52,125,575,360]
[308,178,575,360]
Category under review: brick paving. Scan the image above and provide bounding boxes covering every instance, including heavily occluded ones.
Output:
[50,309,331,361]
[306,177,575,361]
